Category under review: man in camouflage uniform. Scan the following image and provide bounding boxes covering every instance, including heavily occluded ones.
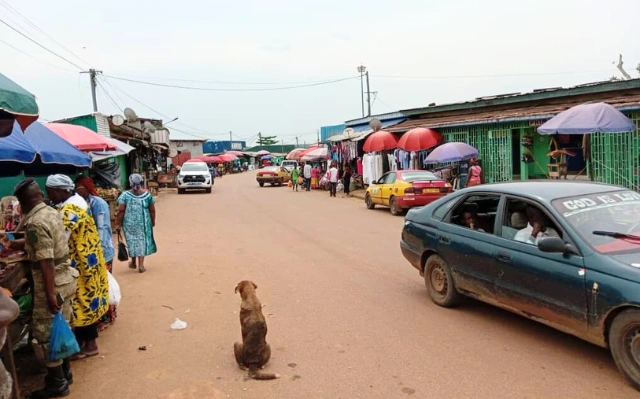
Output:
[1,179,78,398]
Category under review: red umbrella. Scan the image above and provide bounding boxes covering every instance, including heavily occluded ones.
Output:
[255,150,270,156]
[363,131,398,152]
[198,155,221,163]
[397,128,442,151]
[296,144,324,161]
[218,154,236,162]
[46,123,116,152]
[226,150,245,156]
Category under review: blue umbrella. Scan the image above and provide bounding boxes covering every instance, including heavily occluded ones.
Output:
[261,154,272,160]
[21,122,91,167]
[538,102,636,135]
[0,122,36,163]
[425,142,479,164]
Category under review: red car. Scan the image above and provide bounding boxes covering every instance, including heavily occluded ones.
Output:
[365,170,453,215]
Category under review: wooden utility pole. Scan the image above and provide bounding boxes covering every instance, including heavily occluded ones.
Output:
[81,68,102,112]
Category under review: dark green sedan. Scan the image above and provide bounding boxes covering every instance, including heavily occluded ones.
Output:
[400,181,640,390]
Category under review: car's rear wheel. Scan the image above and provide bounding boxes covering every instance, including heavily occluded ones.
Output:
[609,309,640,390]
[259,182,264,187]
[424,254,461,308]
[178,188,185,195]
[206,188,212,194]
[365,193,375,209]
[389,196,404,216]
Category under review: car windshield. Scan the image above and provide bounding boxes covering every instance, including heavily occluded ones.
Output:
[181,163,209,172]
[402,172,439,182]
[552,190,640,254]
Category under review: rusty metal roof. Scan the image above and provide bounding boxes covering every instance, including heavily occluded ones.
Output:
[386,94,640,133]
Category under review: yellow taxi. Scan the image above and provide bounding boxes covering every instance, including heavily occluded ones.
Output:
[256,166,291,187]
[365,170,452,215]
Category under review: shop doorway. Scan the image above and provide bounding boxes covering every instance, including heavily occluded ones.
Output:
[511,129,521,178]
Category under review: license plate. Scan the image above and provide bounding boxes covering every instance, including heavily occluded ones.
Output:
[187,182,200,186]
[423,188,439,193]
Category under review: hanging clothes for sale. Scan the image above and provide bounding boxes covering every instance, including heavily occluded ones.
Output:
[410,151,417,169]
[388,153,397,171]
[357,157,363,175]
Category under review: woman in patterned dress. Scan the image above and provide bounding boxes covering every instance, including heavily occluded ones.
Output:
[45,175,109,359]
[115,174,157,273]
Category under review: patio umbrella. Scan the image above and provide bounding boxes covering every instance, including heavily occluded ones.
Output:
[537,102,636,134]
[0,73,39,136]
[198,155,221,163]
[300,147,329,162]
[261,154,272,160]
[398,128,443,151]
[22,122,91,167]
[226,150,245,156]
[363,130,398,152]
[425,142,479,164]
[286,148,306,160]
[255,150,271,156]
[0,123,36,163]
[218,154,236,162]
[45,123,116,151]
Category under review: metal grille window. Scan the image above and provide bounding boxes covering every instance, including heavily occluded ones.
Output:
[590,112,640,190]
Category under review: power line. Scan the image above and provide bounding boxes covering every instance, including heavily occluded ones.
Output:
[0,37,77,72]
[103,75,360,92]
[373,70,612,80]
[0,0,92,68]
[107,72,361,86]
[96,80,122,112]
[0,17,84,70]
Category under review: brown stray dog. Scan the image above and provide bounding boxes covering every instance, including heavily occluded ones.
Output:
[234,280,280,380]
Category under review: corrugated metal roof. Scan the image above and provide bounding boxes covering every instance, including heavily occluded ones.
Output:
[386,95,640,133]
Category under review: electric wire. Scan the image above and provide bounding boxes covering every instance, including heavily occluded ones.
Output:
[0,17,84,70]
[107,72,361,85]
[0,37,78,72]
[373,70,612,79]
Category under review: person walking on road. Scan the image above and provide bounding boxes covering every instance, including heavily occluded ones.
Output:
[311,164,319,189]
[74,176,117,331]
[2,178,78,398]
[291,165,300,192]
[467,158,482,187]
[342,165,352,198]
[46,174,109,361]
[115,174,157,273]
[303,162,312,191]
[328,162,339,197]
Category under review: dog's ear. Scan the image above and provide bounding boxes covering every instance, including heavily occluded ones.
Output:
[252,282,257,289]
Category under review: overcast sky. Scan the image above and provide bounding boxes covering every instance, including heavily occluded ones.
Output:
[2,0,639,145]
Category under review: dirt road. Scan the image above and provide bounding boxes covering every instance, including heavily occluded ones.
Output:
[62,172,636,399]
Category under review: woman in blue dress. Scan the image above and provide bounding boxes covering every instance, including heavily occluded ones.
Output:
[115,174,157,273]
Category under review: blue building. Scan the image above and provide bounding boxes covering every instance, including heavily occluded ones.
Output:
[202,140,247,154]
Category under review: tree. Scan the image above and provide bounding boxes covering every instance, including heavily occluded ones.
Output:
[257,135,278,146]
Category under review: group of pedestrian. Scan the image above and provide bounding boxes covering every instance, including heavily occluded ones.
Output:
[0,172,157,398]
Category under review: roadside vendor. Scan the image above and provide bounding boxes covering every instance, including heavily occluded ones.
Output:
[1,179,78,398]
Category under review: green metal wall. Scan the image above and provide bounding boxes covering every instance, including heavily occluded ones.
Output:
[590,111,640,190]
[63,115,98,132]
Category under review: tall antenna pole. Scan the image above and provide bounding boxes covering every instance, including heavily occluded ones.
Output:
[229,130,233,142]
[366,71,371,117]
[357,64,366,118]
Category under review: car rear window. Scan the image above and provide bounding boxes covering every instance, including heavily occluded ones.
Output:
[401,172,439,182]
[181,163,209,172]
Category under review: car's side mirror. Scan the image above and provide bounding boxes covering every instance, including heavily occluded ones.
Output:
[538,237,577,255]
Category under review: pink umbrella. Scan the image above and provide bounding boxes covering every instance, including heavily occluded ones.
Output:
[255,150,270,156]
[46,123,116,152]
[218,154,237,162]
[226,150,245,156]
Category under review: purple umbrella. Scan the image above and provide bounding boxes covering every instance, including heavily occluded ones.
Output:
[425,142,479,164]
[538,102,636,135]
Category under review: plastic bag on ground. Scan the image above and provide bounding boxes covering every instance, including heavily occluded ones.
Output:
[108,271,121,306]
[170,318,187,330]
[49,312,80,361]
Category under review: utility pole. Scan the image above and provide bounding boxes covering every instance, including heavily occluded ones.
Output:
[281,139,284,155]
[81,68,102,112]
[229,130,233,142]
[317,129,320,144]
[258,132,262,150]
[365,71,371,117]
[295,136,299,147]
[357,65,366,118]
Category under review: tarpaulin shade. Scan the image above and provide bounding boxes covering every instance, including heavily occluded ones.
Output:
[286,148,306,160]
[255,150,270,156]
[22,122,91,167]
[363,131,399,152]
[300,147,328,161]
[397,128,442,151]
[537,102,636,134]
[45,123,116,151]
[0,73,39,132]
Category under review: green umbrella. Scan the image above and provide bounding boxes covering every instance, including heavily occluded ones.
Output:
[0,73,39,137]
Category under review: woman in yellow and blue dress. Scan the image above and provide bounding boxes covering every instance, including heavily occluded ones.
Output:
[45,175,109,360]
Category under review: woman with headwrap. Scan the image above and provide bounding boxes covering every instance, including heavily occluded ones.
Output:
[74,176,117,330]
[115,174,157,273]
[45,174,109,359]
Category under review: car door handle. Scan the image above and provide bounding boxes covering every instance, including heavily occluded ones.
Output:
[439,235,450,244]
[497,253,511,263]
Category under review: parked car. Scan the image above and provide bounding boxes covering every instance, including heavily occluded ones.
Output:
[281,160,299,172]
[365,170,452,215]
[256,166,290,187]
[177,161,213,194]
[400,181,640,390]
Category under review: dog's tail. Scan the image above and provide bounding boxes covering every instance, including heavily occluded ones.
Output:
[248,368,280,380]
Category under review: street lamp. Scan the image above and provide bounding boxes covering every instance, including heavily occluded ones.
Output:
[163,117,179,127]
[357,65,366,118]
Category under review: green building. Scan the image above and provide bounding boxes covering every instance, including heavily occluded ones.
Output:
[348,79,640,190]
